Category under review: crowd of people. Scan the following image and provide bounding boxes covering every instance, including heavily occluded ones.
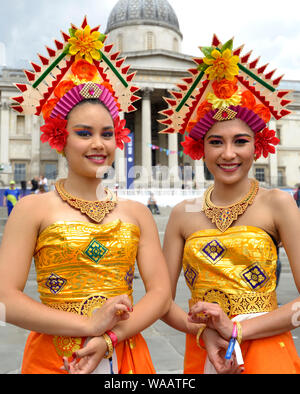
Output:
[1,175,49,216]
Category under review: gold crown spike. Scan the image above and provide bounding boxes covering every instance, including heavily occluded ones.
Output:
[11,16,140,116]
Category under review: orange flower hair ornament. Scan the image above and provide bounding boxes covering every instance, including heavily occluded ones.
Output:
[159,35,292,160]
[11,17,141,153]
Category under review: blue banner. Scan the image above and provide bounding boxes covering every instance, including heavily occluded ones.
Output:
[126,133,135,189]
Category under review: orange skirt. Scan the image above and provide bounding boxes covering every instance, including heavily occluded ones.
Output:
[21,331,155,374]
[184,331,300,374]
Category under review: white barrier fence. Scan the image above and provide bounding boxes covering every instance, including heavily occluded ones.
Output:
[114,188,205,207]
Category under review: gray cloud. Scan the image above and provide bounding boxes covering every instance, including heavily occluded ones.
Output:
[0,0,299,79]
[0,0,118,67]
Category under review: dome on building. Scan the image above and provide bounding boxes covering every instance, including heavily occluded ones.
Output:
[106,0,182,37]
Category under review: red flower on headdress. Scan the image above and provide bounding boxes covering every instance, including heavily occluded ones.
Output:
[114,117,131,150]
[253,104,271,123]
[54,80,75,99]
[254,128,280,159]
[196,100,213,119]
[42,98,59,120]
[71,59,98,80]
[241,91,256,110]
[40,117,69,152]
[212,78,238,99]
[181,135,204,160]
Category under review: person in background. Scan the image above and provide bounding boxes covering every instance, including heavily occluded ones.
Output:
[3,180,20,216]
[20,180,27,198]
[29,176,39,193]
[147,192,160,215]
[39,175,49,192]
[293,186,300,208]
[37,185,46,194]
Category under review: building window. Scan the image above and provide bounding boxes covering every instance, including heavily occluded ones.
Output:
[13,162,27,182]
[146,32,155,50]
[276,126,282,145]
[278,168,286,187]
[255,167,265,182]
[44,163,58,180]
[16,115,25,135]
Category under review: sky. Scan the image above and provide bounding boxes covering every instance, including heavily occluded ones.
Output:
[0,0,300,80]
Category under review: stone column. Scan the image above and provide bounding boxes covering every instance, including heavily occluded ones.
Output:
[30,116,41,179]
[0,94,10,184]
[141,88,153,185]
[194,160,205,190]
[268,119,278,187]
[114,112,126,188]
[168,133,179,187]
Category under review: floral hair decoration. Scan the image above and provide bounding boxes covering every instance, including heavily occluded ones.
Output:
[11,17,141,153]
[159,35,292,160]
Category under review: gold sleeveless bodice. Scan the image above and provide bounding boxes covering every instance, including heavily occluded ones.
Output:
[183,226,278,317]
[34,219,139,316]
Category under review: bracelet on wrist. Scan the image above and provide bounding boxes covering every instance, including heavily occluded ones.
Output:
[196,325,206,350]
[236,321,242,344]
[102,333,114,359]
[106,330,118,348]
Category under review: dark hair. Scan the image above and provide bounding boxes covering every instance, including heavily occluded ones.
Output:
[66,99,113,122]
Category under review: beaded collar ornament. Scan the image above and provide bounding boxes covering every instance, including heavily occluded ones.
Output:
[159,35,292,161]
[202,179,259,232]
[55,179,117,223]
[11,16,140,153]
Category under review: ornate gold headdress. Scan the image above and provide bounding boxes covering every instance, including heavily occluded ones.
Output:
[159,35,292,160]
[11,16,140,152]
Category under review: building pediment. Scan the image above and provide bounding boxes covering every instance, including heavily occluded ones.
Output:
[123,49,194,73]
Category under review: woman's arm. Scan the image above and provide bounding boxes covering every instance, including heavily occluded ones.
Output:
[111,202,172,342]
[160,202,199,334]
[161,203,240,374]
[0,195,131,338]
[242,190,300,340]
[190,190,300,341]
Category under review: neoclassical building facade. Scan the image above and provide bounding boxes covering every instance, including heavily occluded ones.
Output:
[0,0,300,188]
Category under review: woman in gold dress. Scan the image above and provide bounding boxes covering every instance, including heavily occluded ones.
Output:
[160,35,300,374]
[0,18,171,374]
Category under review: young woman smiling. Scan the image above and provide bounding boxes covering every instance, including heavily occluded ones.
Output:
[0,19,171,374]
[160,36,300,374]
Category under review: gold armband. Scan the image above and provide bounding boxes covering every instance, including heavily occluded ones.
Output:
[102,333,114,359]
[196,324,207,350]
[236,321,242,344]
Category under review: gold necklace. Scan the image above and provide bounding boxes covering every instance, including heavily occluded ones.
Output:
[202,179,259,232]
[55,179,117,223]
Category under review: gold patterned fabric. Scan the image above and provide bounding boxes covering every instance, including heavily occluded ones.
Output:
[183,226,278,318]
[22,219,142,369]
[34,219,139,307]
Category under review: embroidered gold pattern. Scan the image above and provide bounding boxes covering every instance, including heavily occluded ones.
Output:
[80,82,102,99]
[53,336,83,358]
[213,107,238,121]
[190,289,277,318]
[202,179,259,232]
[183,226,278,318]
[34,221,139,359]
[201,239,226,265]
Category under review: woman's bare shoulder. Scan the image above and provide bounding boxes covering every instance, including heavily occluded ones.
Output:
[118,197,149,212]
[12,192,57,220]
[259,187,294,207]
[170,196,204,218]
